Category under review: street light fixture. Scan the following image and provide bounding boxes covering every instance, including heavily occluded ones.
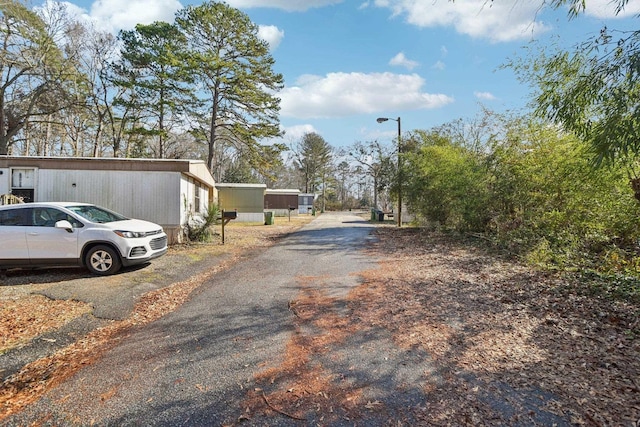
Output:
[376,116,402,227]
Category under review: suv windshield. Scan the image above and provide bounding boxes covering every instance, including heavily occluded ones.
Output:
[66,205,128,223]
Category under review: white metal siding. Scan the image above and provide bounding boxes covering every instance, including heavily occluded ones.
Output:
[237,212,266,223]
[179,176,190,227]
[0,168,8,194]
[180,176,212,219]
[37,170,182,225]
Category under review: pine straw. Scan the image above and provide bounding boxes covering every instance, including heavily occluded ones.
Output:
[1,296,92,353]
[0,219,311,421]
[242,227,640,426]
[244,284,366,423]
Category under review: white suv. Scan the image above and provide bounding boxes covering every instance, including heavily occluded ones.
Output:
[0,202,168,275]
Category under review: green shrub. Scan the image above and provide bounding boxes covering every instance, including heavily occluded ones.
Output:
[405,115,640,285]
[184,202,220,242]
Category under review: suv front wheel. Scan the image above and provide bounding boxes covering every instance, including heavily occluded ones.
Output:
[86,245,122,275]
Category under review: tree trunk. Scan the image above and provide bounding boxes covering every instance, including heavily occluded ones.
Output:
[631,178,640,201]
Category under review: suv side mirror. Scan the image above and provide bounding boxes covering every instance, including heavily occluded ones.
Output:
[55,220,74,233]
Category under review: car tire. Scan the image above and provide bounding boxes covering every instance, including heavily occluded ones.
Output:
[85,245,122,275]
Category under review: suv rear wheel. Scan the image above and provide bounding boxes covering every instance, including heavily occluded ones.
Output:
[86,245,122,275]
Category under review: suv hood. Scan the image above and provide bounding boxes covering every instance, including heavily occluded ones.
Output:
[100,219,163,233]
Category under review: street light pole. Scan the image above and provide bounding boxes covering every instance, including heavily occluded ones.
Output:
[376,116,402,227]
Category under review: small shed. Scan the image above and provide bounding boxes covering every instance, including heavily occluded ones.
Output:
[298,193,317,214]
[215,183,266,222]
[0,156,217,244]
[265,189,300,216]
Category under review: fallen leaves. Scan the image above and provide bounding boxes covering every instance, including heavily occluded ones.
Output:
[0,295,92,353]
[2,219,638,425]
[244,226,640,425]
[0,219,313,421]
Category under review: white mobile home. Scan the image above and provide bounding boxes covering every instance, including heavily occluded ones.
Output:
[0,156,217,244]
[298,193,317,214]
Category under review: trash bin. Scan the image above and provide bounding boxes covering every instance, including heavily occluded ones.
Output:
[264,211,274,225]
[370,208,377,221]
[378,211,385,221]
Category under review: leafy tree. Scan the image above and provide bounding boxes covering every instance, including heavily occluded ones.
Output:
[485,117,640,268]
[547,0,632,17]
[404,130,489,231]
[252,143,287,184]
[335,160,352,209]
[291,132,333,211]
[345,140,394,210]
[506,0,640,198]
[114,21,196,159]
[514,35,640,166]
[405,112,640,273]
[175,1,284,172]
[0,0,84,155]
[486,0,631,17]
[293,132,333,192]
[222,154,260,183]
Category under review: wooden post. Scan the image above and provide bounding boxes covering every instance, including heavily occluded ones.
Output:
[221,209,237,244]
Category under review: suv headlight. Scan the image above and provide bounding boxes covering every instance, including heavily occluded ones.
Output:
[114,230,146,238]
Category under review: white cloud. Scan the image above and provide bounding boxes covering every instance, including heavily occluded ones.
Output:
[279,72,454,119]
[36,1,104,34]
[389,52,419,70]
[374,0,551,42]
[474,91,496,101]
[49,1,285,49]
[226,0,343,12]
[37,0,87,19]
[581,0,640,18]
[90,0,181,32]
[282,124,318,141]
[258,25,285,50]
[432,60,445,70]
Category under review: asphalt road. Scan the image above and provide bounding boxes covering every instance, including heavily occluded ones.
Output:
[7,211,390,426]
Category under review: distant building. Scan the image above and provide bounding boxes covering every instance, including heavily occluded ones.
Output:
[215,183,266,223]
[298,193,317,214]
[264,189,300,216]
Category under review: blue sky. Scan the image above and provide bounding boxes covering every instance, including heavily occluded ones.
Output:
[38,0,640,149]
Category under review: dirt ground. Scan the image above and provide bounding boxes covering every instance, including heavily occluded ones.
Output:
[243,227,640,426]
[1,216,639,425]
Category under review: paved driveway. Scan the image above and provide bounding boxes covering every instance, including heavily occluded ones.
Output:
[7,212,386,426]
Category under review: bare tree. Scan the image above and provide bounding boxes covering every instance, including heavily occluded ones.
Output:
[0,0,84,155]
